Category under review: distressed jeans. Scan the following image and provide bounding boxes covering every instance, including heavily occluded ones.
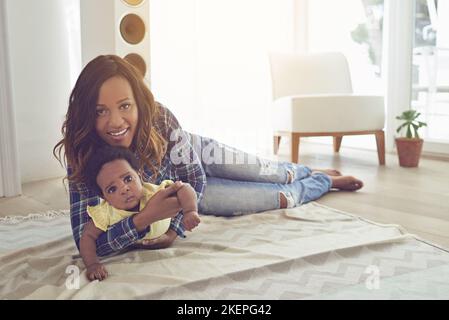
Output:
[188,133,332,216]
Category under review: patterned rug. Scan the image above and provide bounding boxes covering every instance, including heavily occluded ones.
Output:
[1,203,449,299]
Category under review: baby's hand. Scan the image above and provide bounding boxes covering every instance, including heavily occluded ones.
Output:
[182,211,201,231]
[86,263,108,281]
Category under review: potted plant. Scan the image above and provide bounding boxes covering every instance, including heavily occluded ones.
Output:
[395,110,427,167]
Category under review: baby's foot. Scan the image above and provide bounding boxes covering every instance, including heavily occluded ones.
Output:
[330,176,363,191]
[312,168,342,176]
[183,211,201,231]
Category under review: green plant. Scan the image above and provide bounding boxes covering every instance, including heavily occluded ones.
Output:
[396,110,427,139]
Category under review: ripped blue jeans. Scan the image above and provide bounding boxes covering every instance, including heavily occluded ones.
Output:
[188,134,332,216]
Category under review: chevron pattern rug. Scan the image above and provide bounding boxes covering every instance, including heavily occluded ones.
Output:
[1,202,449,299]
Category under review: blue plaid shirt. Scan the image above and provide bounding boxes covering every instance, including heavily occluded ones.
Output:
[69,104,206,257]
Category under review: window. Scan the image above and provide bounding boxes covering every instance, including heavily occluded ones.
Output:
[150,0,295,156]
[411,0,449,143]
[307,0,385,150]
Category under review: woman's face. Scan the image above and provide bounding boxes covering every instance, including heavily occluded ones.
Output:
[95,76,138,148]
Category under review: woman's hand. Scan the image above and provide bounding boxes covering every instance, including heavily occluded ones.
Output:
[132,229,177,250]
[133,181,184,231]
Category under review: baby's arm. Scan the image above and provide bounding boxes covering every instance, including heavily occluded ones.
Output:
[79,221,108,281]
[176,183,200,231]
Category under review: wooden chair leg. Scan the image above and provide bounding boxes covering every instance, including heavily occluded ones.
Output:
[273,135,281,154]
[291,133,300,163]
[333,136,343,153]
[375,130,385,165]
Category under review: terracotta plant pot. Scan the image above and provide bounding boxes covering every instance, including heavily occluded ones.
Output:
[395,138,423,167]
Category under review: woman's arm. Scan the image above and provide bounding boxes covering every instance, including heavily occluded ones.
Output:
[133,229,178,250]
[155,104,207,237]
[132,181,184,231]
[156,104,207,200]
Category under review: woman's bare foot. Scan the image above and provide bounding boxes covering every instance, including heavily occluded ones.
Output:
[312,169,342,176]
[330,175,363,191]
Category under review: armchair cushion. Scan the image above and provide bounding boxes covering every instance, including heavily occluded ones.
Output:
[272,95,385,133]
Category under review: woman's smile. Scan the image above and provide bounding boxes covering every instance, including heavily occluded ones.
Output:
[108,128,129,136]
[108,127,130,141]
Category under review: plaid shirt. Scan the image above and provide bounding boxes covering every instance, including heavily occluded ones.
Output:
[69,103,206,257]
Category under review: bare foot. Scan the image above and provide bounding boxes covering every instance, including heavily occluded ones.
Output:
[330,175,363,191]
[312,168,342,176]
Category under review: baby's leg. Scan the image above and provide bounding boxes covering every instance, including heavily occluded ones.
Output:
[176,184,200,231]
[176,183,198,213]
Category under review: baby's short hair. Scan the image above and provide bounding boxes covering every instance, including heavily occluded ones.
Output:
[85,146,140,196]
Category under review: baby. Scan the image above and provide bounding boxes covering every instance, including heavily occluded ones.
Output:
[80,145,200,281]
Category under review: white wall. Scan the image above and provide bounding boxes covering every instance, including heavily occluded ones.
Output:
[149,0,198,134]
[150,0,295,156]
[5,0,82,183]
[0,0,21,196]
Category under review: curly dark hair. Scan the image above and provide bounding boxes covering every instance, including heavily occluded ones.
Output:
[85,146,140,197]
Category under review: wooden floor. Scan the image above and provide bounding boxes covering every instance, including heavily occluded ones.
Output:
[1,141,448,249]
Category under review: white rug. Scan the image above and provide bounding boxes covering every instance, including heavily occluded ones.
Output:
[0,210,72,255]
[1,203,449,300]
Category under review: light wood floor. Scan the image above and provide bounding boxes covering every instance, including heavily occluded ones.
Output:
[1,141,448,249]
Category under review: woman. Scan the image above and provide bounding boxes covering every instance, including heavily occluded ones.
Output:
[54,55,363,257]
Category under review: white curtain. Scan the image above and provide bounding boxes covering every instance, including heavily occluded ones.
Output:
[0,0,21,196]
[5,0,82,182]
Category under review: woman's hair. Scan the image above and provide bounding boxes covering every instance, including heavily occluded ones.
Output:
[53,55,167,187]
[85,146,140,196]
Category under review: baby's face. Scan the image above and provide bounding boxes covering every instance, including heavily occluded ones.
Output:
[96,159,144,210]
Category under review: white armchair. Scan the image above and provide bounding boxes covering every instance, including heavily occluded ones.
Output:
[269,52,385,165]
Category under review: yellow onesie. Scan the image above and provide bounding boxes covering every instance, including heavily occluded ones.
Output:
[87,180,174,241]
